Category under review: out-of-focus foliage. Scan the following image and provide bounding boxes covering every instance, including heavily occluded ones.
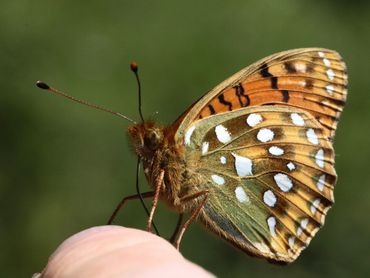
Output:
[1,1,369,277]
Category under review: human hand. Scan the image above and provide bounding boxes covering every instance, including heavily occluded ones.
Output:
[33,226,214,278]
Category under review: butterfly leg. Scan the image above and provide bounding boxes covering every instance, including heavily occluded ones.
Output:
[169,213,184,244]
[174,190,209,250]
[107,191,155,224]
[147,169,165,233]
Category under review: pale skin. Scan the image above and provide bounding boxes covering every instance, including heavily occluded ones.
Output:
[34,226,214,278]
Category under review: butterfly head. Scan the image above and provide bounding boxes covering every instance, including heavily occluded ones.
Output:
[128,121,164,161]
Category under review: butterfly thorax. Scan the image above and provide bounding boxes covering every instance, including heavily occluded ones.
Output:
[128,121,202,212]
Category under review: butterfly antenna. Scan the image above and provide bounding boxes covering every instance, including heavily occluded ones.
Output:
[130,62,145,123]
[130,64,160,234]
[35,81,136,124]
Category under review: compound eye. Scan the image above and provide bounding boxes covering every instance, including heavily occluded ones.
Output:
[144,130,160,151]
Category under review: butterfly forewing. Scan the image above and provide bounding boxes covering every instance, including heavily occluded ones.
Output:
[183,106,336,262]
[176,48,347,140]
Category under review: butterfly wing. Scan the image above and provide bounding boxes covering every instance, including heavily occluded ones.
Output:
[175,48,347,140]
[172,48,347,262]
[183,106,335,263]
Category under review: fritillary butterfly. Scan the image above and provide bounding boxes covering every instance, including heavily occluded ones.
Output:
[37,48,347,263]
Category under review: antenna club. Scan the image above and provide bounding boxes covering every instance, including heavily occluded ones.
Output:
[36,81,50,90]
[130,62,139,73]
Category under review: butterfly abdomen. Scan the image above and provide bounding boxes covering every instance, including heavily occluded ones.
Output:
[159,144,207,212]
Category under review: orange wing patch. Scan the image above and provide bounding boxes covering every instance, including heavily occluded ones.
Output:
[197,50,347,140]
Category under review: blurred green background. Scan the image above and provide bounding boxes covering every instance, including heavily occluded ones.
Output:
[1,0,370,277]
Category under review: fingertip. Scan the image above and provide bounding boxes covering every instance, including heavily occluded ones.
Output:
[40,226,214,277]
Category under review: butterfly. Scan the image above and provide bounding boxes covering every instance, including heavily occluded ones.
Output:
[36,48,347,264]
[126,48,347,263]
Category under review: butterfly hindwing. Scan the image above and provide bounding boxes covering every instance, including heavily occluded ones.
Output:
[183,106,336,263]
[169,48,346,262]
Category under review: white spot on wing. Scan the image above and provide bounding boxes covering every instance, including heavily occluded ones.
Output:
[291,113,305,126]
[301,218,309,229]
[287,162,295,171]
[295,63,307,73]
[184,125,196,145]
[306,128,319,145]
[316,174,326,191]
[263,190,277,207]
[246,113,263,127]
[326,69,335,80]
[235,186,249,203]
[269,146,284,156]
[202,142,209,155]
[325,84,334,94]
[267,216,277,237]
[257,128,274,142]
[297,218,309,237]
[215,125,231,143]
[211,174,225,185]
[321,99,330,107]
[318,51,325,57]
[310,198,321,214]
[232,153,253,176]
[274,173,293,192]
[315,149,325,168]
[288,236,295,248]
[300,80,306,87]
[323,58,331,66]
[297,227,303,237]
[220,156,226,164]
